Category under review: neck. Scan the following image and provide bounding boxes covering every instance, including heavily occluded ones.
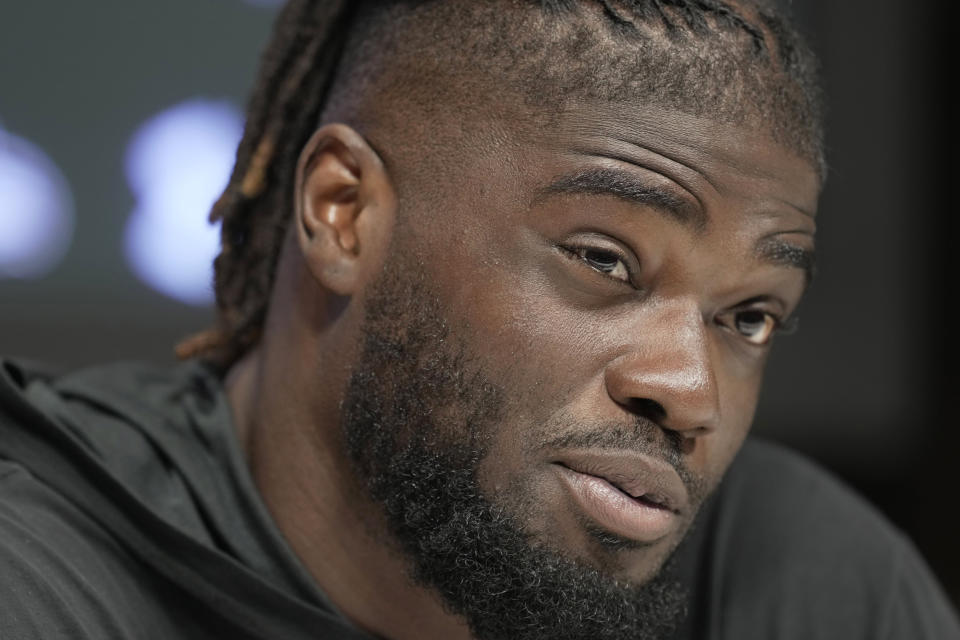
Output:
[225,345,473,640]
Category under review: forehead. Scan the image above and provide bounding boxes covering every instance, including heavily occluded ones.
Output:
[543,103,821,216]
[463,101,821,227]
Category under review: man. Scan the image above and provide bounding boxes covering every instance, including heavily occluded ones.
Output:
[1,0,957,638]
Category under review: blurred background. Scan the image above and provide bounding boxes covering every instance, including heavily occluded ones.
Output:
[1,0,956,606]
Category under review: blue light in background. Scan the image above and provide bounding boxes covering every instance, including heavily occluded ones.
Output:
[124,99,244,306]
[0,125,75,279]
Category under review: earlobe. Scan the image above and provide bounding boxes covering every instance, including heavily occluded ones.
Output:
[295,124,395,296]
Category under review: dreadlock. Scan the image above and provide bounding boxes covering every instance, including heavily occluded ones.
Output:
[175,0,355,366]
[178,0,823,370]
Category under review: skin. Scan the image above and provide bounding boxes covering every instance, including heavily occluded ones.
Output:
[226,96,819,639]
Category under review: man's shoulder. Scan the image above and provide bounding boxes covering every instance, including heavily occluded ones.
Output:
[0,358,205,637]
[0,356,219,432]
[0,357,211,445]
[726,438,899,550]
[0,456,185,639]
[720,438,919,586]
[701,438,960,639]
[0,358,358,640]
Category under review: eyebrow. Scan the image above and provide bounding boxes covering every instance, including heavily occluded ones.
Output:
[756,238,817,284]
[538,167,708,232]
[540,167,816,283]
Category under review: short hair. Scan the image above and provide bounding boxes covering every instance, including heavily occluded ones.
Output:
[179,0,823,368]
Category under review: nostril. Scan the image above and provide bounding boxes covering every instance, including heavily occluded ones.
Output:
[625,397,667,424]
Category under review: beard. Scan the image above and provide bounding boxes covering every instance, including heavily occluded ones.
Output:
[340,261,688,640]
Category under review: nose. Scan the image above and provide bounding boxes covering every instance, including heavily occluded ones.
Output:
[603,299,720,437]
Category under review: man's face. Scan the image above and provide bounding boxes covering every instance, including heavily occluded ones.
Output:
[339,100,817,637]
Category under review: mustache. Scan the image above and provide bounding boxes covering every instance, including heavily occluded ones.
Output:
[540,416,707,503]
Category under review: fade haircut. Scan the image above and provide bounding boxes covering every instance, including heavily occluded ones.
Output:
[179,0,824,368]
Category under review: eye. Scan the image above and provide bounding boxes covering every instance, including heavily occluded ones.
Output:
[566,246,631,283]
[728,309,780,346]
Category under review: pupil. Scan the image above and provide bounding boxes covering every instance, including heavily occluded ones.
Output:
[737,311,766,334]
[584,250,617,272]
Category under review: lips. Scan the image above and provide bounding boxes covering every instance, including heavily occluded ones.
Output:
[553,450,689,544]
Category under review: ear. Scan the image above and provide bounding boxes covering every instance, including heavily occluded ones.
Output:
[294,123,396,296]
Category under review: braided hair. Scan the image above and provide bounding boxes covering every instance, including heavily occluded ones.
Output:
[179,0,822,369]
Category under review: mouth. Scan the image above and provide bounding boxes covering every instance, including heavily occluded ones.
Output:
[552,451,688,545]
[609,483,672,511]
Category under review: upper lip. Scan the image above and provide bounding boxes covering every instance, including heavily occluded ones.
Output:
[553,450,689,514]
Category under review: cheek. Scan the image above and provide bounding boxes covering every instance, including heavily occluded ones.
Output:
[689,348,766,478]
[461,281,598,421]
[716,342,768,430]
[410,219,601,398]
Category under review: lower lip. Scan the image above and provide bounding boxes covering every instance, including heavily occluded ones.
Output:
[556,465,677,544]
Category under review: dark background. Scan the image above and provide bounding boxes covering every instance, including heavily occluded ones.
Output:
[1,0,956,607]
